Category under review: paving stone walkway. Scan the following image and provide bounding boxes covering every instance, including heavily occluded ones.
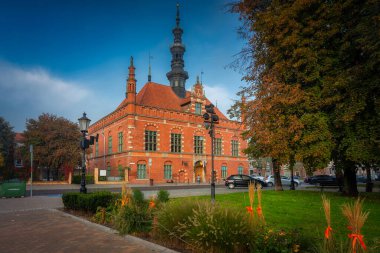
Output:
[0,197,177,253]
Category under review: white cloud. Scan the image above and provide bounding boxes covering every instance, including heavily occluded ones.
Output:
[0,61,90,108]
[0,61,105,131]
[203,84,238,119]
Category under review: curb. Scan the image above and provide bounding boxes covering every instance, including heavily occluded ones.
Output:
[51,209,179,253]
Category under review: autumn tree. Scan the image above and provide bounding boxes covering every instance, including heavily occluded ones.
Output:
[230,0,334,190]
[22,113,81,181]
[230,0,379,196]
[0,117,15,179]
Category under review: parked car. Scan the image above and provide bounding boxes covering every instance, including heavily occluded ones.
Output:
[356,175,367,183]
[224,174,267,189]
[308,175,337,186]
[251,175,265,181]
[265,175,300,187]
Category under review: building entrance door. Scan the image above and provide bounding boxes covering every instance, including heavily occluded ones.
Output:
[194,161,205,183]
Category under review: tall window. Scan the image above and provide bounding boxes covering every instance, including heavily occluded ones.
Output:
[118,132,123,152]
[231,140,239,157]
[137,164,147,179]
[171,133,181,153]
[106,166,111,177]
[164,164,172,179]
[108,136,112,154]
[194,136,203,154]
[238,166,243,175]
[195,103,202,115]
[145,130,157,151]
[221,165,227,179]
[95,142,99,156]
[214,138,222,155]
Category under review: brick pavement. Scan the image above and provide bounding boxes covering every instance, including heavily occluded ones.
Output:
[0,196,178,253]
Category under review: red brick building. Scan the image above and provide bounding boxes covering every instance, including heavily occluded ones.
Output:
[88,5,249,184]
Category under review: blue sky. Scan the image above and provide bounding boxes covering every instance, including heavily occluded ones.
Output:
[0,0,246,132]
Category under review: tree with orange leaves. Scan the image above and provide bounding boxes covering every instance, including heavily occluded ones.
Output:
[230,0,380,196]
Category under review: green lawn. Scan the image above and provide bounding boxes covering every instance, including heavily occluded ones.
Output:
[177,190,380,246]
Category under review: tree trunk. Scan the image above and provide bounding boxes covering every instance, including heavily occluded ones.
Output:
[289,154,296,190]
[343,164,358,197]
[273,159,283,191]
[365,166,373,192]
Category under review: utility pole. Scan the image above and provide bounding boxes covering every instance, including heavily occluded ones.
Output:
[30,144,33,197]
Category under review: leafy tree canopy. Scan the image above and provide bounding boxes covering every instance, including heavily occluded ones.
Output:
[0,117,15,175]
[23,113,81,173]
[230,0,379,195]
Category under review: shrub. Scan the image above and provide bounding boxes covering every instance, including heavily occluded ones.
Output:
[178,201,250,252]
[157,189,170,203]
[155,199,199,239]
[249,228,310,253]
[62,191,116,213]
[114,202,153,234]
[72,175,94,184]
[98,176,107,181]
[155,199,310,253]
[132,189,145,205]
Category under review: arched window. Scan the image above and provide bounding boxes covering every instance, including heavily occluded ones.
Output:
[221,164,228,179]
[238,165,243,175]
[137,161,147,179]
[164,161,172,179]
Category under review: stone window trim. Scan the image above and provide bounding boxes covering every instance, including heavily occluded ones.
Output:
[231,137,239,157]
[194,135,204,155]
[137,161,147,179]
[221,165,228,179]
[164,162,172,180]
[171,133,182,153]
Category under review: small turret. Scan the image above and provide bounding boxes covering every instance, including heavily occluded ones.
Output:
[126,56,136,104]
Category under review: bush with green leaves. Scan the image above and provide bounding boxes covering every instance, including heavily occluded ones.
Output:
[72,175,94,184]
[157,189,170,203]
[132,189,145,205]
[62,191,116,213]
[155,199,310,253]
[114,201,153,235]
[155,199,198,238]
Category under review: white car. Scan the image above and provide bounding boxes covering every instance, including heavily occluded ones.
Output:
[265,175,300,187]
[251,175,265,181]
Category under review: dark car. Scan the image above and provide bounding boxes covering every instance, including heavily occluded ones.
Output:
[309,175,337,186]
[224,174,267,189]
[356,175,367,183]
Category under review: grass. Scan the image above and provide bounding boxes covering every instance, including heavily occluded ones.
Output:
[175,190,380,246]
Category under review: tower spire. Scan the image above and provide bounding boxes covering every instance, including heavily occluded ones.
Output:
[176,3,180,27]
[166,3,189,98]
[126,56,136,103]
[148,52,152,82]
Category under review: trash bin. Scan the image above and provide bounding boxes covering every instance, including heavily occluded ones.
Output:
[0,179,26,198]
[149,178,154,186]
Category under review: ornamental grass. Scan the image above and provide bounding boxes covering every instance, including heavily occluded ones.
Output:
[321,195,335,252]
[342,198,369,253]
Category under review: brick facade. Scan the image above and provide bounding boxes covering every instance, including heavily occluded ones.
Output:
[88,78,249,184]
[87,5,249,184]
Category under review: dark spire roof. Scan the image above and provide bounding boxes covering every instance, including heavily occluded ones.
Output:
[166,3,189,98]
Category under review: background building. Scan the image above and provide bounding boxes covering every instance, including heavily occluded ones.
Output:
[88,5,248,184]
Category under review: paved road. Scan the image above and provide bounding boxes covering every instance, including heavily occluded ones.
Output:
[25,182,272,197]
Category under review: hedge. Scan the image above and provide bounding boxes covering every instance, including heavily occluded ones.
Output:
[62,191,117,213]
[72,175,94,184]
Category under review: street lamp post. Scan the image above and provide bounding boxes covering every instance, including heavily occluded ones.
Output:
[78,112,91,194]
[203,104,219,203]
